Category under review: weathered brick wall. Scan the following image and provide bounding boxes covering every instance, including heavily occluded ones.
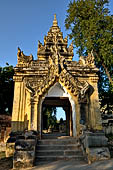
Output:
[0,115,11,142]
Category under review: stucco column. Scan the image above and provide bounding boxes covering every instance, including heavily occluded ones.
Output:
[18,82,25,131]
[32,101,38,131]
[30,102,34,130]
[37,97,44,138]
[69,96,77,137]
[25,90,31,130]
[75,99,80,136]
[89,77,102,130]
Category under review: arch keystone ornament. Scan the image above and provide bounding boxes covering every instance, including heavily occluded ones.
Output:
[12,15,103,136]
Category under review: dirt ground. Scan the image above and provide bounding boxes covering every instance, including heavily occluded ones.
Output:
[0,155,113,170]
[0,152,13,170]
[30,159,113,170]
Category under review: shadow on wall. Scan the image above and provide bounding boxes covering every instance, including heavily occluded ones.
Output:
[89,84,94,96]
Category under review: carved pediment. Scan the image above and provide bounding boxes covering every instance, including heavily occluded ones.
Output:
[25,51,90,100]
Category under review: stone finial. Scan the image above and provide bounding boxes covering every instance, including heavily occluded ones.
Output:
[17,47,21,57]
[53,14,58,26]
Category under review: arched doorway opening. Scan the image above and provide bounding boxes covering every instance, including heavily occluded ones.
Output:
[41,97,73,137]
[56,107,66,133]
[42,107,67,134]
[39,82,76,138]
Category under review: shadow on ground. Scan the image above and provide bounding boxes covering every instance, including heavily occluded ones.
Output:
[0,157,113,170]
[30,159,113,170]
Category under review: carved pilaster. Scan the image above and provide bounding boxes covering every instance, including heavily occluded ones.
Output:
[30,94,39,131]
[12,82,22,131]
[89,76,102,130]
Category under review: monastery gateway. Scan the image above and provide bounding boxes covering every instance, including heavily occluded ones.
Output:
[11,15,102,138]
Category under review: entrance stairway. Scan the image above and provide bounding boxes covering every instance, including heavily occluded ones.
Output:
[35,134,85,163]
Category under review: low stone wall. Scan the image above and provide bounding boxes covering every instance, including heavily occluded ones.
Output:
[8,131,38,169]
[80,131,110,164]
[6,131,20,157]
[102,114,113,135]
[103,126,113,135]
[0,115,11,142]
[13,137,37,169]
[5,130,39,169]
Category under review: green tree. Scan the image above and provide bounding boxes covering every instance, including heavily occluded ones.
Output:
[0,63,14,115]
[65,0,113,84]
[43,106,57,130]
[98,66,113,114]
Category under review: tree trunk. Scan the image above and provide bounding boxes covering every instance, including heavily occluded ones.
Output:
[102,62,113,85]
[94,51,113,85]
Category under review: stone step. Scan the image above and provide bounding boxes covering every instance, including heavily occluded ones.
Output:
[35,155,85,161]
[35,137,85,163]
[37,139,78,145]
[36,144,80,150]
[42,133,67,139]
[36,150,83,156]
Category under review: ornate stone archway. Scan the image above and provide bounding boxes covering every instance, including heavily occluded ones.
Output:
[38,82,76,137]
[11,15,102,136]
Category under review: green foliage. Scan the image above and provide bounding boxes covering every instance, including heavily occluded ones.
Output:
[43,106,57,130]
[65,0,113,113]
[0,64,14,115]
[98,66,113,114]
[65,0,113,84]
[106,133,113,141]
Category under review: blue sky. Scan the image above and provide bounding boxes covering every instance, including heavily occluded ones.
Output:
[0,0,71,66]
[0,0,113,67]
[56,107,66,121]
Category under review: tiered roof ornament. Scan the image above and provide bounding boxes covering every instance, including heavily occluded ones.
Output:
[37,14,73,61]
[17,14,95,69]
[16,15,97,101]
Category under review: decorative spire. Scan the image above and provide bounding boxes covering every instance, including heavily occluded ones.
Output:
[53,14,58,26]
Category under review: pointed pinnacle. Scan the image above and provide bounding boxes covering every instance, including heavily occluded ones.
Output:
[53,14,58,26]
